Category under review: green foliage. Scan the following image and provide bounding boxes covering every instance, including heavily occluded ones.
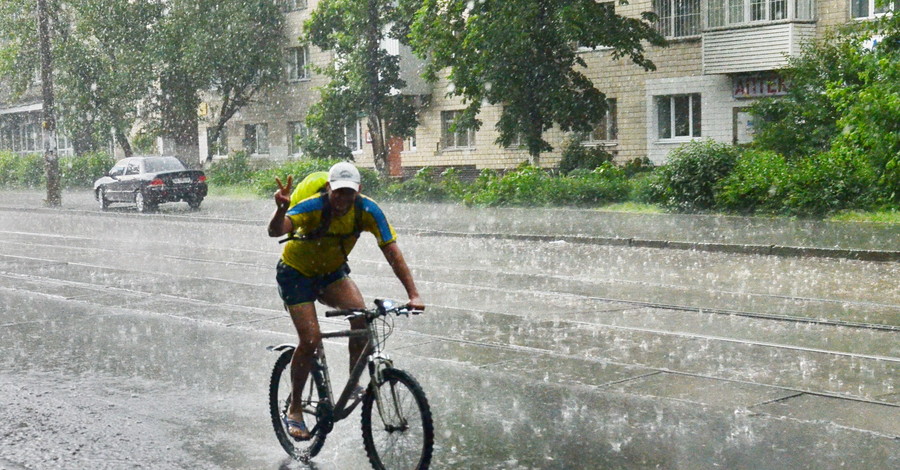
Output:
[558,139,614,175]
[467,165,550,206]
[654,140,740,212]
[304,0,418,174]
[0,152,44,188]
[383,167,449,202]
[59,152,116,188]
[1,0,284,155]
[206,151,255,186]
[628,170,666,204]
[249,158,383,199]
[132,131,158,155]
[715,150,790,214]
[782,147,879,216]
[463,163,629,207]
[748,13,900,207]
[547,164,631,206]
[410,0,665,161]
[252,158,342,197]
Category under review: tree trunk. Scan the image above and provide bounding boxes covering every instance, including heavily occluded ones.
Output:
[116,129,133,158]
[367,114,388,176]
[37,0,60,206]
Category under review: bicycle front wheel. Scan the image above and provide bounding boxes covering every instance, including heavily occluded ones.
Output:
[269,348,329,461]
[361,368,434,470]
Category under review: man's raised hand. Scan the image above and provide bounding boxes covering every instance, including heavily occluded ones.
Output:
[274,175,293,210]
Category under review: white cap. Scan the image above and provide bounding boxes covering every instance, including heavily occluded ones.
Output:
[328,162,361,192]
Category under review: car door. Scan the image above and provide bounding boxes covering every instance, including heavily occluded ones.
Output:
[119,159,143,200]
[104,161,128,201]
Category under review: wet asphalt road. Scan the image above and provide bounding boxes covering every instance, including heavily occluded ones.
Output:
[0,190,898,469]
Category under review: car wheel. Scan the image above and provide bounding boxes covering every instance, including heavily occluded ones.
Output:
[135,191,156,213]
[97,188,109,211]
[187,197,203,210]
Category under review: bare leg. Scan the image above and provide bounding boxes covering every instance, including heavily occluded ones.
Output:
[286,302,320,439]
[319,277,367,374]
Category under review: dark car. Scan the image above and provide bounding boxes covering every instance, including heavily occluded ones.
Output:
[94,156,208,212]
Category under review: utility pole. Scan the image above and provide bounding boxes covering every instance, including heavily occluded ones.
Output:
[37,0,60,206]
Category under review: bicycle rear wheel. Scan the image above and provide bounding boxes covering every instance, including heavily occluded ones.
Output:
[361,368,434,470]
[269,348,329,461]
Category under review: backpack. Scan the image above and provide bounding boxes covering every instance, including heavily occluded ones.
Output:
[282,172,364,255]
[289,171,329,207]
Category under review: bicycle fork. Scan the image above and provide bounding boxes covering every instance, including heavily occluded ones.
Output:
[369,354,409,432]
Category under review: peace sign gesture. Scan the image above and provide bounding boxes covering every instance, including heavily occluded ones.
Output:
[274,175,293,210]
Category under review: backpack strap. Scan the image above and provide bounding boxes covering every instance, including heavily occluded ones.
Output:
[279,194,364,248]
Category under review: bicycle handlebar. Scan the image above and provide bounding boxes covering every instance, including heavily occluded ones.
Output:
[324,299,423,318]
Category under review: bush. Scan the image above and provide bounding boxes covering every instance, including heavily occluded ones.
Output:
[558,139,614,175]
[715,149,790,214]
[547,163,631,206]
[439,167,469,201]
[383,167,448,202]
[206,151,254,186]
[629,170,666,204]
[463,162,630,207]
[782,147,878,216]
[251,157,342,196]
[467,164,550,206]
[655,140,740,212]
[0,152,45,188]
[250,158,385,198]
[0,151,18,187]
[60,152,115,188]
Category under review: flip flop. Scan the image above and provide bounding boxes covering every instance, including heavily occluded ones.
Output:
[281,414,311,441]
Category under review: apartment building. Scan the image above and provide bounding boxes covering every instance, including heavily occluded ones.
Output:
[2,0,892,172]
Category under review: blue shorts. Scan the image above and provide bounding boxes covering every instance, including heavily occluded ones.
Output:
[276,260,351,306]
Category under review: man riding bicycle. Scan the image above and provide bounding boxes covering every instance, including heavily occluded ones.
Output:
[267,162,424,440]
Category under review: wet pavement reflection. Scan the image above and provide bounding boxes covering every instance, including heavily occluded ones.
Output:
[0,191,898,469]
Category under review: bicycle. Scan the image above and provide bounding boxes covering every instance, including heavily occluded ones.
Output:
[268,299,434,469]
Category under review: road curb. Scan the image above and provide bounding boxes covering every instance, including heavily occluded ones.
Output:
[407,230,900,262]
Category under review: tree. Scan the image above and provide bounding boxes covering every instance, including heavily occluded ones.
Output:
[0,0,285,163]
[57,0,163,157]
[304,0,419,175]
[750,8,900,204]
[409,0,665,164]
[155,0,285,162]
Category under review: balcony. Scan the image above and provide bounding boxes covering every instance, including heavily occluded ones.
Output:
[702,0,817,74]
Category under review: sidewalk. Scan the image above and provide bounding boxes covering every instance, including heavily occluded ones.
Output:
[386,203,900,262]
[2,190,898,261]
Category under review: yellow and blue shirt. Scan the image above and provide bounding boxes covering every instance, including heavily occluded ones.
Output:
[281,194,397,277]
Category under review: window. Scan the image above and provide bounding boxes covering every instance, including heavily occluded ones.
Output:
[653,0,701,37]
[57,126,73,157]
[287,47,310,81]
[288,121,308,156]
[708,0,814,26]
[206,127,228,157]
[657,94,701,140]
[109,161,127,177]
[404,131,417,152]
[125,161,140,176]
[283,0,307,11]
[344,120,363,152]
[585,99,618,143]
[244,123,269,154]
[23,122,38,152]
[852,0,898,18]
[441,111,475,150]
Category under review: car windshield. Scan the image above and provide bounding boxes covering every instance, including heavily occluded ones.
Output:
[143,157,186,173]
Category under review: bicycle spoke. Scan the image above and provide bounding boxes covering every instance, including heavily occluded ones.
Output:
[363,369,433,469]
